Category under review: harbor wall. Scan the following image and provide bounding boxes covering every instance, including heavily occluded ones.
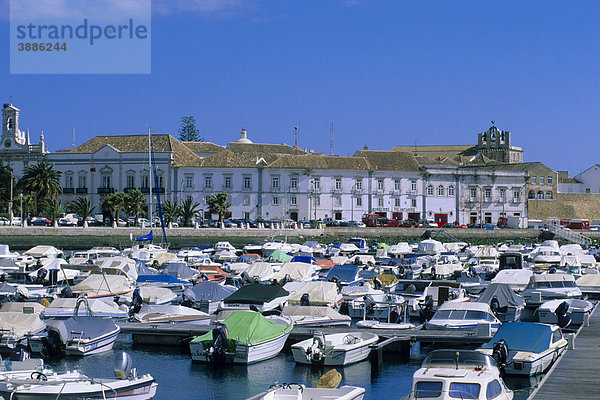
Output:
[1,226,598,250]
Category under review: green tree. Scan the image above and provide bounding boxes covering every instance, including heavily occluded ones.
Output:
[101,192,126,226]
[67,197,95,226]
[0,165,13,211]
[123,189,147,224]
[16,161,62,214]
[206,192,231,224]
[162,200,181,225]
[43,198,63,224]
[178,116,203,142]
[180,197,200,227]
[15,194,35,220]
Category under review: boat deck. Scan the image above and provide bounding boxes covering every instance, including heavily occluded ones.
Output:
[529,303,600,400]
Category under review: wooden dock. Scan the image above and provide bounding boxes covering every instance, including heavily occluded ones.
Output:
[118,321,492,347]
[529,304,600,400]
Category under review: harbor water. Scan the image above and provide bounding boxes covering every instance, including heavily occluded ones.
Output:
[45,336,537,399]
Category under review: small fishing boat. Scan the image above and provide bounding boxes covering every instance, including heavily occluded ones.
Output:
[291,332,378,366]
[425,302,501,334]
[521,274,582,306]
[41,297,129,319]
[403,349,513,399]
[0,352,157,400]
[355,320,415,330]
[348,293,406,320]
[247,385,366,400]
[478,322,568,376]
[190,311,292,364]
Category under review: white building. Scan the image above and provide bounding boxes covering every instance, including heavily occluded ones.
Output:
[558,164,600,194]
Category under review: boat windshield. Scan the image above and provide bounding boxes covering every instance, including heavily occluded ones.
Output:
[449,383,480,399]
[415,381,442,398]
[422,350,497,369]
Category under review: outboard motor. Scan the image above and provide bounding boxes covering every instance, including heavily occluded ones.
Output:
[48,269,59,286]
[114,351,134,380]
[363,294,376,314]
[130,288,143,316]
[490,297,500,316]
[36,268,47,284]
[492,339,509,372]
[240,271,252,285]
[208,324,229,364]
[405,284,416,295]
[279,274,292,286]
[555,301,571,328]
[420,295,434,323]
[300,293,310,307]
[549,266,557,274]
[59,286,74,298]
[199,274,209,282]
[328,275,339,285]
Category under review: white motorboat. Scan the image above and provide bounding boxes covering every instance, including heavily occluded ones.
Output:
[0,244,19,260]
[348,293,406,321]
[41,297,129,319]
[182,281,237,314]
[291,332,378,366]
[262,241,293,257]
[0,311,45,351]
[387,242,412,258]
[425,302,501,334]
[521,274,582,306]
[491,269,533,292]
[402,349,513,400]
[531,247,562,264]
[478,322,567,376]
[355,320,415,330]
[286,281,342,308]
[537,298,593,326]
[0,352,157,400]
[137,286,177,305]
[282,305,351,327]
[134,304,211,324]
[476,283,525,322]
[190,311,292,364]
[247,385,365,400]
[72,274,135,299]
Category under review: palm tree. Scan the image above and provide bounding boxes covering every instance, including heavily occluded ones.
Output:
[101,192,125,226]
[68,197,95,227]
[206,192,231,224]
[43,198,63,224]
[123,189,146,224]
[16,161,62,214]
[180,197,200,227]
[162,200,181,225]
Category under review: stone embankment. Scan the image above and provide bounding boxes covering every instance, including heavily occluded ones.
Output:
[1,226,598,250]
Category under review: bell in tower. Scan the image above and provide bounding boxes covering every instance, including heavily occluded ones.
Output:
[2,103,25,146]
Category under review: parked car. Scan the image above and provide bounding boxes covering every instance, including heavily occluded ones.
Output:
[0,217,9,226]
[58,218,77,226]
[29,217,52,226]
[347,220,366,228]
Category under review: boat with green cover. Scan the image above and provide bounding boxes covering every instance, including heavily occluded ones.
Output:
[189,311,292,364]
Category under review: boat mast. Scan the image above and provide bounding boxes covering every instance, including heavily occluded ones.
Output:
[148,128,153,232]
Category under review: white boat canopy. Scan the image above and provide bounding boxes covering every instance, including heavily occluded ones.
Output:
[0,302,45,314]
[73,274,134,297]
[287,281,339,306]
[24,245,62,258]
[244,262,274,280]
[0,312,45,336]
[272,262,315,282]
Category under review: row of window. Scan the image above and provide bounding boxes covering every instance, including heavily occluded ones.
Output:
[530,175,553,185]
[468,188,521,202]
[528,190,554,200]
[65,174,164,190]
[426,184,456,197]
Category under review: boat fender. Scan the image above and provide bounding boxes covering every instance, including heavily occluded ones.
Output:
[492,339,509,369]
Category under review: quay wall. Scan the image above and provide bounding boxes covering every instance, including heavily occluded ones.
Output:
[1,226,598,250]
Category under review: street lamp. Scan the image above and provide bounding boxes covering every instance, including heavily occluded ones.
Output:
[8,170,13,226]
[19,193,23,227]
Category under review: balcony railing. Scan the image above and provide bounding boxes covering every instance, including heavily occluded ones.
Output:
[124,187,136,193]
[98,188,115,194]
[140,187,150,193]
[76,188,88,194]
[62,188,74,194]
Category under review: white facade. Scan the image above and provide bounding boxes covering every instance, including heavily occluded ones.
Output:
[558,164,600,194]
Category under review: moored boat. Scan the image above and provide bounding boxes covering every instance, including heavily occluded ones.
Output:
[190,311,292,364]
[291,332,378,366]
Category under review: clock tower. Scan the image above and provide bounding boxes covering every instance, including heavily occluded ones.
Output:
[2,103,26,150]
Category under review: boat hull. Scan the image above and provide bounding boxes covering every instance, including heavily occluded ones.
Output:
[291,333,379,366]
[190,330,290,364]
[65,326,120,356]
[0,377,157,400]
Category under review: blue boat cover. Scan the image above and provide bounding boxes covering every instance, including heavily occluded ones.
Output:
[481,322,553,354]
[326,265,359,283]
[137,275,190,285]
[290,255,316,264]
[184,282,236,302]
[136,261,156,275]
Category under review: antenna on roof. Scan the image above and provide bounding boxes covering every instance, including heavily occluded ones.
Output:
[329,122,334,156]
[72,126,75,148]
[293,126,299,148]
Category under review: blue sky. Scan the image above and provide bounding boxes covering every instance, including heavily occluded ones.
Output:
[0,0,598,176]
